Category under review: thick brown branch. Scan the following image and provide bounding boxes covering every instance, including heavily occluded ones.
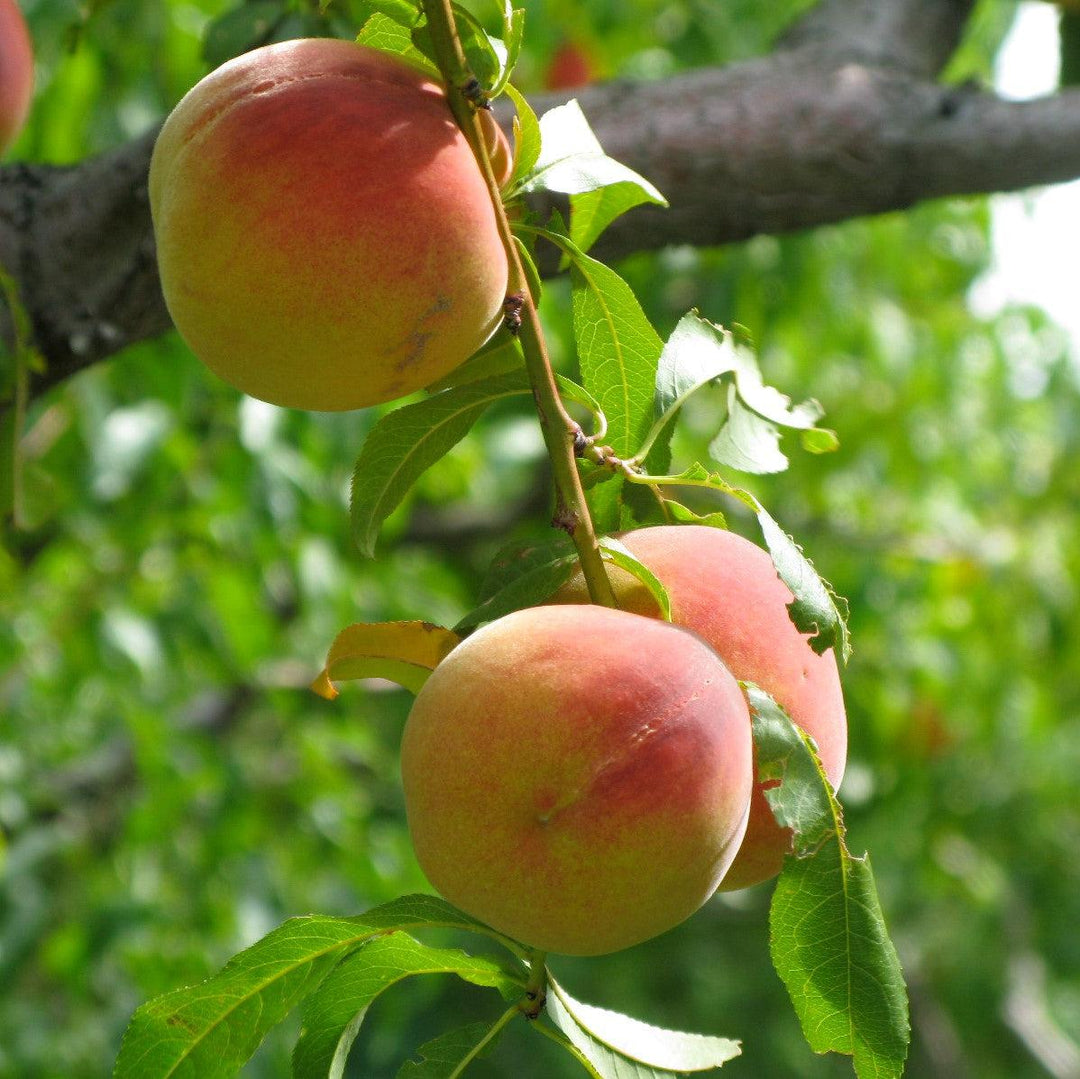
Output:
[1,0,1075,401]
[778,0,977,77]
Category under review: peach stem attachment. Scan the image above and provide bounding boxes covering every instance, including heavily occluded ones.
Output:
[518,948,549,1019]
[418,0,616,609]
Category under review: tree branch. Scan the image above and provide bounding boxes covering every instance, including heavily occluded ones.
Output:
[1,0,1071,403]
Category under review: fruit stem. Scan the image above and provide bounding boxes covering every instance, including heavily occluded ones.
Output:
[518,947,549,1019]
[418,0,616,609]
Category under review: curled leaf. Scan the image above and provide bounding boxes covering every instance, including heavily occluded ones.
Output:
[311,621,461,699]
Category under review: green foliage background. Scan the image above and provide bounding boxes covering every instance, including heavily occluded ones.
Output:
[2,0,1079,1076]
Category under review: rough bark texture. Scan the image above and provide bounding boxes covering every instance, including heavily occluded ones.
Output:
[2,0,1077,400]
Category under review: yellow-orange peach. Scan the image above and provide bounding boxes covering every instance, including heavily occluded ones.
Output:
[401,604,753,955]
[554,526,847,891]
[0,0,33,155]
[149,39,510,411]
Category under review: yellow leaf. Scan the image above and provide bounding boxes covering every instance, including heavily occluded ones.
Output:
[311,621,461,699]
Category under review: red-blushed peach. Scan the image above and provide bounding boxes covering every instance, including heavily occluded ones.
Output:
[544,41,595,91]
[400,604,753,956]
[553,525,847,891]
[0,0,33,155]
[149,39,510,411]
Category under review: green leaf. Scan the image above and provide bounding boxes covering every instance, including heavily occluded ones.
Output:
[755,505,851,661]
[748,688,910,1079]
[396,1017,515,1078]
[201,1,285,67]
[490,3,525,97]
[564,240,663,459]
[653,311,741,422]
[445,4,503,91]
[583,473,627,534]
[662,499,728,530]
[349,372,532,557]
[424,334,525,394]
[515,101,666,206]
[358,13,436,72]
[355,0,421,28]
[115,896,522,1079]
[596,536,671,621]
[513,232,544,306]
[504,83,541,188]
[545,975,741,1076]
[707,387,788,475]
[801,427,840,454]
[645,312,830,472]
[292,935,521,1079]
[457,536,578,631]
[569,182,664,257]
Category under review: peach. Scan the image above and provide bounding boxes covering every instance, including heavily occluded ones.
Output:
[400,604,753,956]
[0,0,33,156]
[544,41,595,92]
[554,526,847,891]
[149,39,510,411]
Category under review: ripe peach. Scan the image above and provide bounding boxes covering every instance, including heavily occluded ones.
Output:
[149,39,510,411]
[553,526,847,891]
[400,604,753,956]
[0,0,33,156]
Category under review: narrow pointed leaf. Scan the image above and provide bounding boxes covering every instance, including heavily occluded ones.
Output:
[293,934,521,1079]
[457,537,579,631]
[565,241,663,458]
[490,2,525,97]
[755,505,851,661]
[546,976,741,1076]
[396,1017,516,1078]
[504,83,541,187]
[115,895,522,1079]
[596,536,671,621]
[748,689,910,1079]
[310,620,461,699]
[570,182,666,256]
[349,372,532,557]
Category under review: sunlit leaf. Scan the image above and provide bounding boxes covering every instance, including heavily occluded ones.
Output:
[569,182,666,257]
[566,240,663,458]
[310,620,461,699]
[357,12,435,70]
[546,975,741,1076]
[490,2,525,97]
[707,388,788,475]
[504,82,541,187]
[515,101,666,206]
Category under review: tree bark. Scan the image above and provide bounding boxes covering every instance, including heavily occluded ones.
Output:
[2,0,1075,400]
